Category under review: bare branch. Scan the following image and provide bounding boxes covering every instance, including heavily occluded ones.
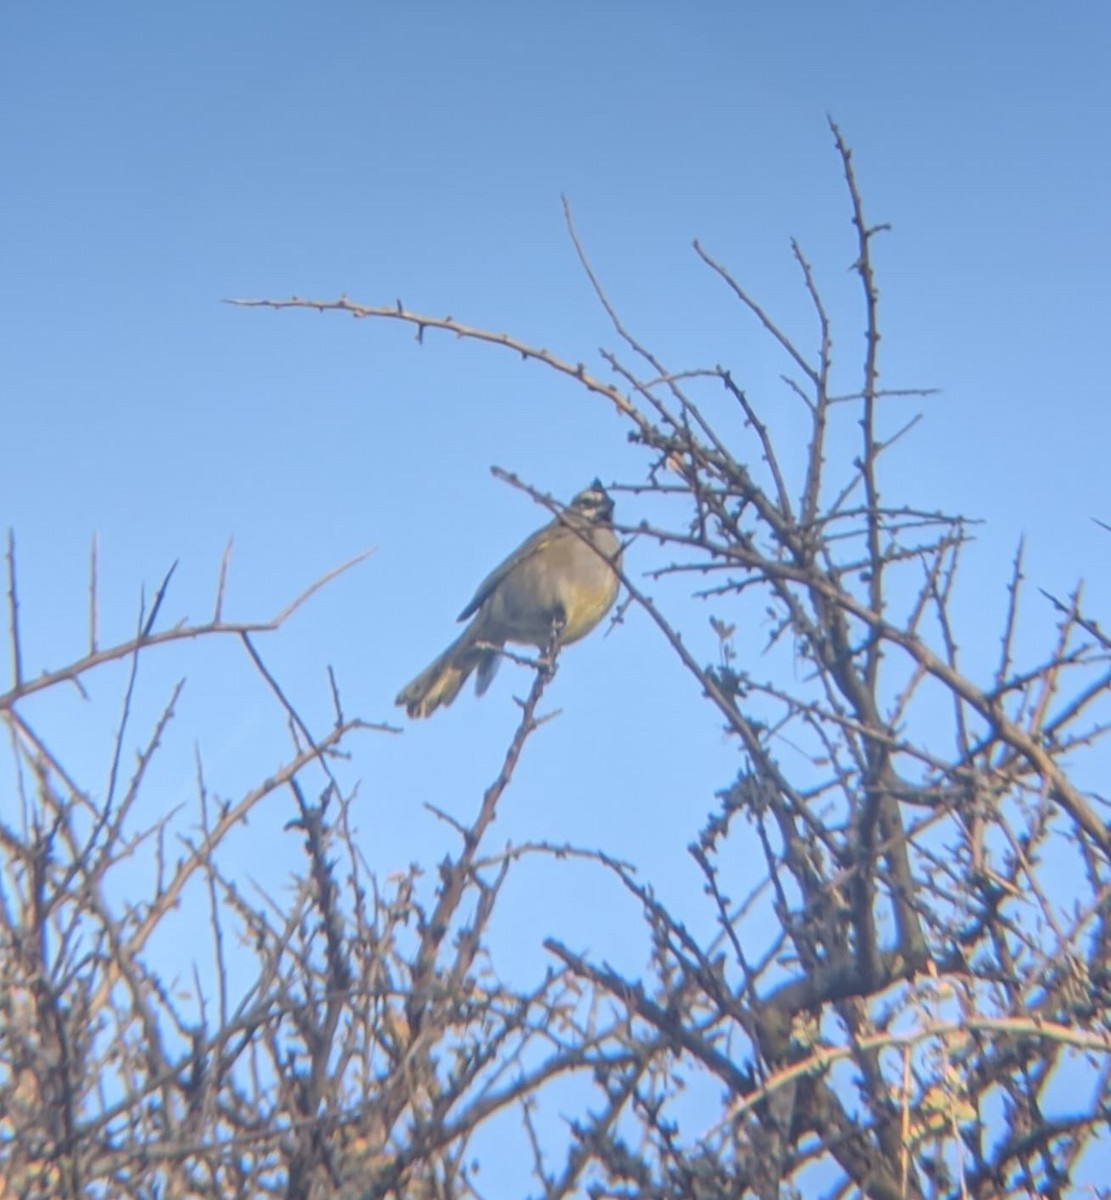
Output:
[5,528,22,688]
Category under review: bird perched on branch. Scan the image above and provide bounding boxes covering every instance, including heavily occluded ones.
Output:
[396,480,622,718]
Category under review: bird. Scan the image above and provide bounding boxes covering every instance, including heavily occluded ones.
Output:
[396,480,622,718]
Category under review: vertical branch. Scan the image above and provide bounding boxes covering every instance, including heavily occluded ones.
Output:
[6,528,23,688]
[995,538,1026,696]
[213,538,233,624]
[830,118,889,687]
[104,588,154,813]
[195,747,230,1032]
[794,238,833,532]
[407,639,561,1041]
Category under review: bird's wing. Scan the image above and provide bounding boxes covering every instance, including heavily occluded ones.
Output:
[456,521,560,621]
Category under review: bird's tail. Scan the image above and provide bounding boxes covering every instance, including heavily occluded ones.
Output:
[396,623,502,718]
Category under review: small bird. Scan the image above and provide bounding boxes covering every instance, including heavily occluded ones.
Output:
[396,480,622,718]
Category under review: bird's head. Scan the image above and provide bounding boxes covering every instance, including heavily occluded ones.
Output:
[568,479,615,522]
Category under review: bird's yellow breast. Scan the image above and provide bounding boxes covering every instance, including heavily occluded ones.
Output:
[558,567,620,643]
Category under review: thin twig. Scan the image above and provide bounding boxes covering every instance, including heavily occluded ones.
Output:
[6,528,22,688]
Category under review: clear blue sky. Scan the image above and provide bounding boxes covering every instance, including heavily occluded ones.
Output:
[3,0,1110,1185]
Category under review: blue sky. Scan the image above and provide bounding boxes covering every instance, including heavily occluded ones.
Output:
[3,0,1111,1186]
